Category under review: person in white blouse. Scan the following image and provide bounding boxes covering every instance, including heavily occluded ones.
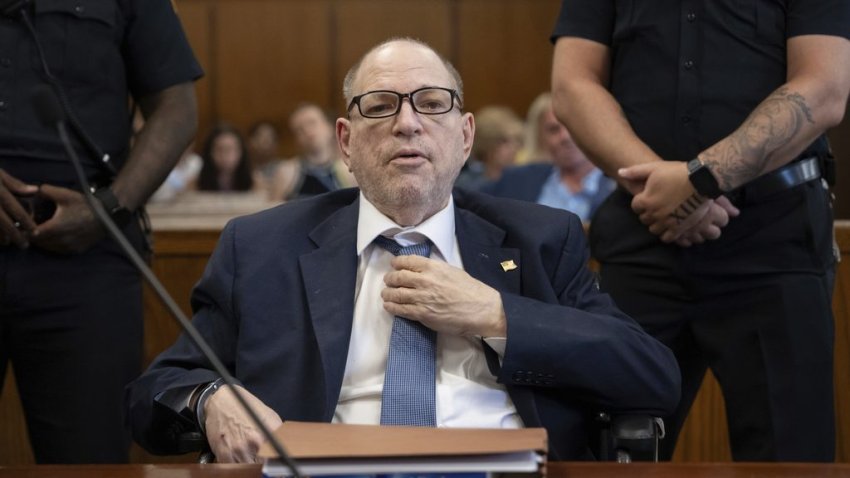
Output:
[127,37,679,464]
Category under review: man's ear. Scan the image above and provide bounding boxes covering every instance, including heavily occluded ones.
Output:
[336,118,352,170]
[461,112,475,160]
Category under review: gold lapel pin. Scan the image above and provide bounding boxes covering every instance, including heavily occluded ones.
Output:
[501,260,517,272]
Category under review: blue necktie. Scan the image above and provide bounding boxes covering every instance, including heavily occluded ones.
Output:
[373,235,437,427]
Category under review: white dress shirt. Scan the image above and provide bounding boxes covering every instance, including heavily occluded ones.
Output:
[333,193,522,429]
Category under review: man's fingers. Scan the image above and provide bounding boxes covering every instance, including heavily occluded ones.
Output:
[648,220,670,236]
[390,254,430,272]
[700,224,721,241]
[383,302,425,322]
[0,214,32,249]
[631,194,649,216]
[37,183,75,202]
[0,170,38,196]
[381,285,411,304]
[383,269,426,289]
[715,195,741,218]
[618,162,658,181]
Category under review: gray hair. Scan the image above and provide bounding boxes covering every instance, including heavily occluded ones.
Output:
[342,37,464,108]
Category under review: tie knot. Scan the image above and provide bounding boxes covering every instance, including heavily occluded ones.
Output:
[374,235,431,257]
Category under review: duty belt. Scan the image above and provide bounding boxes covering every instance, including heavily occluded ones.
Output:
[727,156,822,204]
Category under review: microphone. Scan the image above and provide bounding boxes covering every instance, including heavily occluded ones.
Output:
[32,85,303,476]
[33,84,65,126]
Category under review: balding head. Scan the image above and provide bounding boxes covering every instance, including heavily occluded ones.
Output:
[335,38,475,226]
[343,38,464,108]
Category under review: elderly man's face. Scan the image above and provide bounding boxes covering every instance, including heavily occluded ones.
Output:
[337,42,474,219]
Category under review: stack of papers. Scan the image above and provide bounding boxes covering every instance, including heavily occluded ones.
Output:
[259,422,547,478]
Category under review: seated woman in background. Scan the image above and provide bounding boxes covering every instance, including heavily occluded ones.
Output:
[196,123,255,192]
[455,106,523,191]
[517,93,556,165]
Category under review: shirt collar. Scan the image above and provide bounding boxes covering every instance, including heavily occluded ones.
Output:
[356,193,457,261]
[581,168,603,195]
[548,166,604,195]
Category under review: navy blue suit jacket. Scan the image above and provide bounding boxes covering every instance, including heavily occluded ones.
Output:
[127,188,679,460]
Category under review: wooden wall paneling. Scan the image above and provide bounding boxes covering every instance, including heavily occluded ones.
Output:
[332,0,453,113]
[174,0,215,144]
[141,230,222,370]
[0,369,33,465]
[214,0,334,159]
[673,373,732,461]
[455,0,562,117]
[827,118,850,220]
[835,222,850,461]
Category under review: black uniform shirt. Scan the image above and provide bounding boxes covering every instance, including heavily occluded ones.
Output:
[552,0,850,162]
[0,0,203,184]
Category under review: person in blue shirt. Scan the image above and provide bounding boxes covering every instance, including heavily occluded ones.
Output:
[482,93,614,222]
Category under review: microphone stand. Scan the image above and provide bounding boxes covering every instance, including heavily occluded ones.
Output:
[39,89,303,477]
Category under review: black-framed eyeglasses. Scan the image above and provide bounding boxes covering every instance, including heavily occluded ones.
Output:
[347,87,462,119]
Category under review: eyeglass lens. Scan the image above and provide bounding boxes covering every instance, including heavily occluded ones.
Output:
[358,88,453,118]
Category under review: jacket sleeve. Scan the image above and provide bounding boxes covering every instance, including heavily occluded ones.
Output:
[497,214,681,416]
[125,222,242,454]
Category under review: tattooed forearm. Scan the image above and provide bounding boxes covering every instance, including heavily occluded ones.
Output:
[701,87,815,191]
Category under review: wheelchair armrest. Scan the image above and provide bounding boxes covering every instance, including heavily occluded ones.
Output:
[596,412,665,462]
[176,431,207,455]
[177,431,215,462]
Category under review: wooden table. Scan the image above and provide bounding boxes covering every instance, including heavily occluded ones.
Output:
[3,462,850,478]
[549,462,850,477]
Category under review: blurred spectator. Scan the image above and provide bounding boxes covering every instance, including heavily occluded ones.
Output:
[196,123,254,192]
[247,120,286,191]
[517,93,556,164]
[267,103,356,200]
[483,94,614,222]
[455,106,523,190]
[150,143,202,202]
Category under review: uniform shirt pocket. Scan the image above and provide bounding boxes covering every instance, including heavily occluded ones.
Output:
[724,0,785,47]
[33,0,122,87]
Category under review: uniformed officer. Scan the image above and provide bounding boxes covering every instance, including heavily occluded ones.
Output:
[0,0,202,463]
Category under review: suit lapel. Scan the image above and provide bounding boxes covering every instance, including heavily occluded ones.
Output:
[454,202,541,428]
[454,207,521,298]
[454,206,519,376]
[299,199,359,420]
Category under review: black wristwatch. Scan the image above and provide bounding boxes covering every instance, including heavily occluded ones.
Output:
[687,158,723,199]
[92,187,133,227]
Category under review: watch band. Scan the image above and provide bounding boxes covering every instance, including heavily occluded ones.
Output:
[687,158,723,199]
[92,186,133,227]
